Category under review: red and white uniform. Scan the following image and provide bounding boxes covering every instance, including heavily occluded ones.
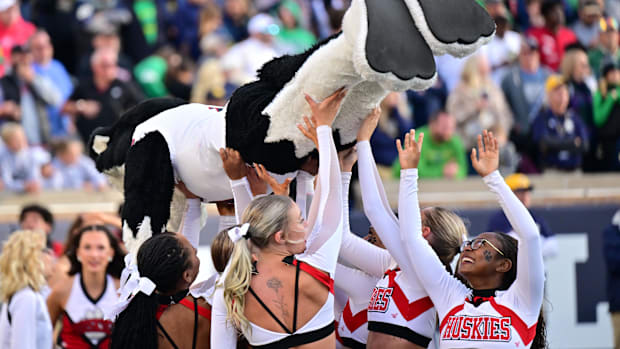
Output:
[59,274,118,349]
[399,169,544,348]
[352,141,437,346]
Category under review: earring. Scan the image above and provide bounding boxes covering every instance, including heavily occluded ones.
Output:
[77,256,81,262]
[108,256,113,262]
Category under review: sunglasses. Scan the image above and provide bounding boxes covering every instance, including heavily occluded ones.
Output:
[461,238,505,256]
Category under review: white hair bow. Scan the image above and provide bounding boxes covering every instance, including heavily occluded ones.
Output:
[228,223,250,243]
[105,253,157,320]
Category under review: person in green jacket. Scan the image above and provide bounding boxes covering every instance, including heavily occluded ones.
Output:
[588,16,620,79]
[593,60,620,170]
[276,0,316,54]
[393,110,467,179]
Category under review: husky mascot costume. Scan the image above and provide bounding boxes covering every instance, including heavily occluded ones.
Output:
[89,0,495,253]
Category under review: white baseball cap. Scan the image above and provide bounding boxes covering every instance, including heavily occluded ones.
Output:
[0,0,16,12]
[248,13,279,36]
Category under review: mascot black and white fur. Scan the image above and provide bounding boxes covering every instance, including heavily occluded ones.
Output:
[89,0,495,254]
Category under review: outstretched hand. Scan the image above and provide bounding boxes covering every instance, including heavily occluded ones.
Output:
[246,165,268,196]
[219,148,247,180]
[176,181,200,199]
[396,129,424,170]
[297,115,319,148]
[471,129,499,177]
[304,87,347,127]
[357,107,381,142]
[254,163,293,196]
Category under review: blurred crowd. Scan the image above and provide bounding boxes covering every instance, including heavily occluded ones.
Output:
[0,0,620,195]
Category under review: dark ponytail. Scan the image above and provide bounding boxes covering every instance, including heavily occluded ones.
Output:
[532,309,548,349]
[111,233,191,349]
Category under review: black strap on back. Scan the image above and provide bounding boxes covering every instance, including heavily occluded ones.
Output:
[292,261,300,332]
[192,297,198,349]
[156,321,180,349]
[248,287,293,334]
[156,297,199,349]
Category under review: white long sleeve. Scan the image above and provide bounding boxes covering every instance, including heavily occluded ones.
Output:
[399,169,471,318]
[0,288,52,349]
[180,199,202,249]
[230,177,254,223]
[297,125,343,274]
[335,263,378,306]
[338,170,393,277]
[357,140,417,278]
[483,170,544,313]
[210,285,238,348]
[296,170,315,219]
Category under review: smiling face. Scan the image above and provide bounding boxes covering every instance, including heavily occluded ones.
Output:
[76,230,114,274]
[458,232,511,283]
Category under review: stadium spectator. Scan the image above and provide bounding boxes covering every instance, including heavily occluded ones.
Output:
[276,0,317,54]
[593,61,620,171]
[369,92,413,168]
[220,13,279,85]
[46,139,107,191]
[588,16,620,79]
[492,124,521,175]
[501,36,551,156]
[30,30,74,139]
[170,0,209,60]
[485,0,522,84]
[221,0,251,42]
[0,45,62,146]
[0,229,53,349]
[531,74,589,171]
[0,123,42,193]
[18,203,64,256]
[487,173,558,258]
[392,110,467,180]
[603,209,620,349]
[0,0,35,76]
[447,53,513,151]
[406,75,448,128]
[572,0,603,48]
[527,0,577,71]
[63,48,144,144]
[76,31,133,81]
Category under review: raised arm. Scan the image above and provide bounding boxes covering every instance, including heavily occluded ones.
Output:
[296,89,346,272]
[473,131,544,312]
[398,130,470,318]
[356,109,416,276]
[335,263,378,305]
[339,161,392,277]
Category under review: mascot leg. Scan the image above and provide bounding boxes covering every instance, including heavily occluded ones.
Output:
[402,0,495,57]
[122,131,175,255]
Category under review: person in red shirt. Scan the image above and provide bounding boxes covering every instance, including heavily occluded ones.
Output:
[527,0,578,71]
[0,0,35,76]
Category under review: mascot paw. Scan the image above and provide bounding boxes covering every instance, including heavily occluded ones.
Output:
[344,0,437,92]
[404,0,495,57]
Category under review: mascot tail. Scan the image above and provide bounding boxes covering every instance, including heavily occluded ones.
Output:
[87,97,187,173]
[122,131,175,255]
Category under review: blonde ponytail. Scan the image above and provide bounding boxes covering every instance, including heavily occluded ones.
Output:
[223,238,254,330]
[222,195,294,330]
[423,207,467,273]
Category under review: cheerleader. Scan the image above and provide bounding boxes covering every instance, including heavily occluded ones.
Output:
[397,130,546,348]
[0,230,52,349]
[47,226,125,349]
[355,110,467,348]
[210,88,346,348]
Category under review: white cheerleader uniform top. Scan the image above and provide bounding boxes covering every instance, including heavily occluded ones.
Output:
[0,287,52,349]
[398,169,545,348]
[211,125,344,348]
[59,273,118,348]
